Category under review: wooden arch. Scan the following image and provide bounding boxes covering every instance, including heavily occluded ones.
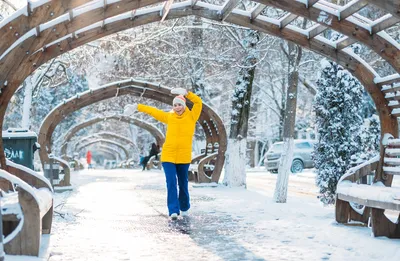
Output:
[96,148,117,160]
[59,116,165,158]
[0,0,399,184]
[38,79,227,183]
[73,132,135,151]
[76,138,129,160]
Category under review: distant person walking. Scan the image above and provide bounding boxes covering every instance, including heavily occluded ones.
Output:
[141,143,160,171]
[86,150,92,169]
[124,88,202,220]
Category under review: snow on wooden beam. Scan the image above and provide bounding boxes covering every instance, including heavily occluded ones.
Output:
[339,0,369,20]
[384,157,400,165]
[386,137,400,146]
[279,13,298,28]
[336,36,357,50]
[371,15,400,34]
[337,183,400,211]
[307,24,328,39]
[255,0,400,73]
[385,148,400,156]
[383,166,400,175]
[364,0,400,19]
[220,0,241,21]
[251,3,266,20]
[375,74,400,86]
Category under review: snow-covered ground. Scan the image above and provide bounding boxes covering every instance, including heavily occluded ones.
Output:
[6,168,400,261]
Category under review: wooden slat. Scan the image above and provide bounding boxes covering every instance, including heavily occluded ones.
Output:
[338,192,400,211]
[364,0,400,19]
[383,167,400,175]
[385,148,400,156]
[339,0,369,20]
[307,0,320,8]
[371,15,400,34]
[280,13,298,28]
[256,0,400,73]
[221,0,241,21]
[384,157,400,165]
[160,0,174,22]
[336,36,358,50]
[377,77,400,87]
[0,0,93,57]
[308,24,328,39]
[251,3,266,20]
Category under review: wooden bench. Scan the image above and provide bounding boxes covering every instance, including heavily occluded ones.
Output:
[0,162,53,256]
[335,134,400,238]
[1,190,23,248]
[73,158,84,171]
[52,156,71,186]
[189,152,218,183]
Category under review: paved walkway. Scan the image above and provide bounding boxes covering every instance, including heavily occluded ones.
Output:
[44,169,399,261]
[50,169,258,261]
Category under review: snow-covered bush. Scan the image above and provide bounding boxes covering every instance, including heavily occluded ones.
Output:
[313,60,364,204]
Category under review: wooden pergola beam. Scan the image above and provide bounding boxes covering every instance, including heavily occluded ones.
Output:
[220,0,241,21]
[339,0,369,20]
[254,0,400,72]
[0,3,394,183]
[279,13,298,28]
[307,0,320,8]
[160,0,174,22]
[371,15,400,34]
[251,3,266,20]
[98,145,124,160]
[307,24,328,39]
[77,139,129,159]
[96,148,117,159]
[60,116,164,157]
[365,0,400,19]
[336,36,358,50]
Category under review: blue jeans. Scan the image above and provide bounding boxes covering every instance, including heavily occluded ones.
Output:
[161,162,190,216]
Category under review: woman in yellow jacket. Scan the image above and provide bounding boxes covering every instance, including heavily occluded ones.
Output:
[125,88,202,220]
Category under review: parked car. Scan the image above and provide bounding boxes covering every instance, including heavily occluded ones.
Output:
[264,140,316,173]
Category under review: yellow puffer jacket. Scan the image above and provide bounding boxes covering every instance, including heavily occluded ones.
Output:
[137,92,202,164]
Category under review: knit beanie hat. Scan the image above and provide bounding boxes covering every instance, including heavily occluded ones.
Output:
[173,95,186,108]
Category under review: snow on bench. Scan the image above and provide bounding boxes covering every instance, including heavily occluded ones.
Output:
[337,181,400,211]
[383,166,400,175]
[1,163,54,256]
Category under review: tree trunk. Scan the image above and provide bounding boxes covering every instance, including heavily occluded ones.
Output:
[247,139,256,168]
[22,76,33,130]
[274,42,302,203]
[224,30,259,187]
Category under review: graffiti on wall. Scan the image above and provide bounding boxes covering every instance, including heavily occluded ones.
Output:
[4,147,24,160]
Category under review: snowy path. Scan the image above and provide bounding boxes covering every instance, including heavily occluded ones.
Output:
[34,169,400,261]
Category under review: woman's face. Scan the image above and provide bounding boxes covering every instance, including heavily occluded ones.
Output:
[173,103,185,115]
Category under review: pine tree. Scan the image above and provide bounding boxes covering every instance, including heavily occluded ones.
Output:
[313,60,364,204]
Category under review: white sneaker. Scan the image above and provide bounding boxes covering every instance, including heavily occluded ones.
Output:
[170,213,178,220]
[181,210,189,217]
